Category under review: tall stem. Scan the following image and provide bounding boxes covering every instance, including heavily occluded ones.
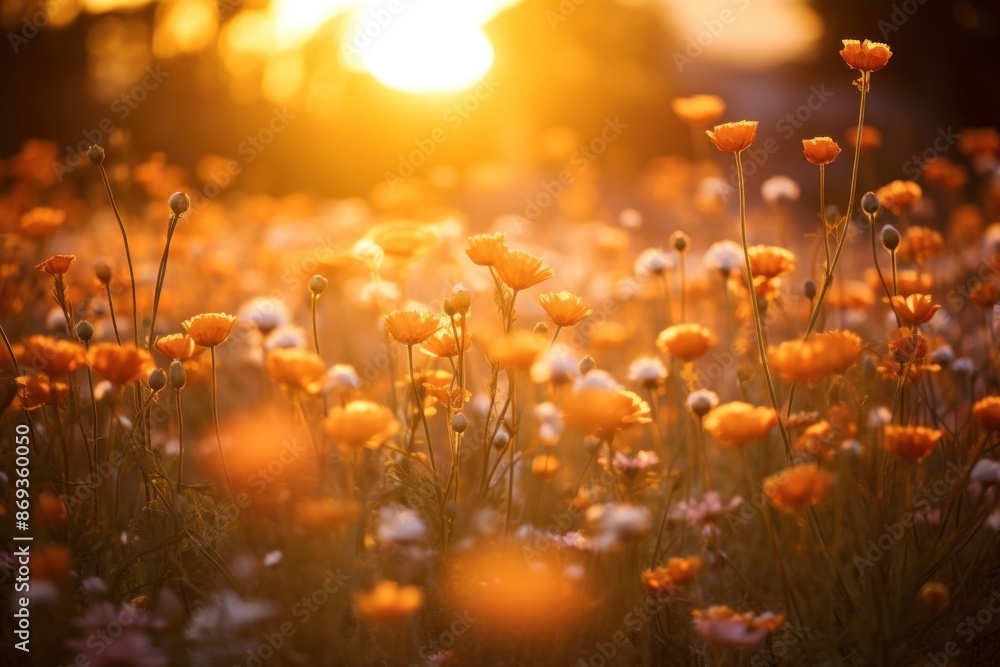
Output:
[869,215,901,327]
[408,344,436,473]
[104,284,122,346]
[311,295,321,356]
[211,346,234,495]
[819,164,831,273]
[97,163,139,347]
[148,215,179,351]
[175,388,185,490]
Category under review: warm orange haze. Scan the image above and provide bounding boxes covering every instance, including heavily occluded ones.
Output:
[2,1,1000,666]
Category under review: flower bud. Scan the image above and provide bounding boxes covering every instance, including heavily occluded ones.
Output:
[168,360,187,390]
[450,289,471,315]
[824,205,840,227]
[76,320,95,342]
[918,582,949,612]
[804,279,817,300]
[94,259,112,284]
[861,191,880,216]
[168,192,191,216]
[533,322,549,335]
[451,413,469,434]
[492,426,510,450]
[881,225,900,251]
[87,145,105,165]
[309,275,329,296]
[148,368,167,393]
[671,231,690,253]
[579,355,596,375]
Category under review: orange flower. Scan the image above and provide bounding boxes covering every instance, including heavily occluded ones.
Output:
[656,323,717,361]
[20,336,86,377]
[355,581,423,623]
[421,326,471,358]
[562,388,652,433]
[383,310,441,345]
[537,291,593,327]
[324,400,399,448]
[488,330,548,369]
[153,333,200,361]
[839,39,892,72]
[15,375,68,410]
[35,491,68,530]
[884,425,942,463]
[969,282,999,310]
[267,348,326,394]
[494,247,555,290]
[642,556,703,595]
[876,180,922,215]
[973,397,1000,432]
[366,222,437,262]
[764,463,834,513]
[35,254,75,276]
[703,402,777,447]
[706,120,758,153]
[693,606,785,648]
[87,344,154,385]
[824,281,876,310]
[466,232,507,266]
[768,330,864,384]
[183,313,237,347]
[20,207,65,239]
[802,137,842,165]
[748,245,796,279]
[845,124,882,150]
[671,94,725,126]
[865,269,931,297]
[891,294,941,326]
[959,128,1000,157]
[897,226,943,264]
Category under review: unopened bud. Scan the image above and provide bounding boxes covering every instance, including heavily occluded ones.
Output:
[671,231,690,253]
[804,279,817,300]
[861,191,881,216]
[148,368,167,392]
[309,275,329,296]
[87,145,105,165]
[533,322,549,335]
[168,360,187,390]
[94,259,112,284]
[168,192,191,216]
[451,413,469,434]
[76,320,95,342]
[882,225,900,251]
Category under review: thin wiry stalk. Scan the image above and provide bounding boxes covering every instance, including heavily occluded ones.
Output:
[869,213,901,327]
[210,346,234,496]
[104,283,122,345]
[148,213,180,351]
[408,344,436,473]
[97,163,139,347]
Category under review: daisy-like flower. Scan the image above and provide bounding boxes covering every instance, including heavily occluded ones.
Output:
[586,503,652,550]
[239,297,290,335]
[35,254,75,276]
[421,325,471,358]
[355,581,423,624]
[748,245,797,279]
[366,222,437,262]
[760,176,800,204]
[376,504,428,544]
[488,330,548,369]
[324,400,399,448]
[153,333,199,361]
[383,310,440,345]
[974,396,1000,432]
[325,364,361,394]
[20,336,86,377]
[642,556,702,596]
[898,225,944,264]
[671,94,725,126]
[562,387,652,433]
[675,492,743,526]
[686,389,720,417]
[802,137,842,165]
[183,313,238,348]
[884,425,943,463]
[493,247,555,291]
[706,120,758,153]
[16,375,68,411]
[88,344,154,385]
[628,356,667,387]
[703,240,744,275]
[266,348,326,394]
[530,343,580,385]
[891,294,941,326]
[634,248,677,277]
[767,330,865,384]
[20,207,65,240]
[876,180,922,215]
[703,402,777,447]
[537,291,593,327]
[465,232,506,266]
[839,39,892,73]
[656,323,717,362]
[764,463,834,513]
[693,606,785,648]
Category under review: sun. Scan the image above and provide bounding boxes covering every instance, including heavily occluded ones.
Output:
[346,1,512,94]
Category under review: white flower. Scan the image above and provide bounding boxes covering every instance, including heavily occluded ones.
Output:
[264,324,306,350]
[686,389,720,416]
[530,344,579,385]
[376,505,427,544]
[352,238,384,269]
[239,297,290,334]
[971,459,1000,486]
[703,240,744,274]
[634,248,677,278]
[326,364,361,393]
[574,370,622,392]
[697,176,732,201]
[628,356,667,386]
[760,175,800,203]
[585,503,651,550]
[535,402,564,445]
[867,406,893,428]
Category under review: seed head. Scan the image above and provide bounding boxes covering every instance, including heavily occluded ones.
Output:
[168,192,191,216]
[88,145,105,165]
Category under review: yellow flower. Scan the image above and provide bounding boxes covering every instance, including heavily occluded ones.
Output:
[839,39,892,72]
[656,324,717,362]
[324,401,399,448]
[421,326,471,358]
[488,330,548,369]
[764,463,834,513]
[466,232,507,266]
[884,425,942,463]
[703,402,777,447]
[493,247,555,291]
[87,344,154,385]
[537,291,592,327]
[671,94,725,126]
[366,222,437,262]
[355,581,423,623]
[267,348,326,394]
[768,330,864,384]
[183,313,238,347]
[890,294,941,326]
[383,310,441,345]
[706,121,758,153]
[153,333,200,361]
[562,388,652,433]
[748,245,796,279]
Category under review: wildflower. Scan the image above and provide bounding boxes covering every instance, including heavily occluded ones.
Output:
[764,463,834,513]
[839,39,892,72]
[768,330,864,383]
[898,226,944,264]
[264,324,307,350]
[970,459,1000,486]
[686,389,720,418]
[656,323,717,362]
[294,498,361,530]
[356,581,424,623]
[20,207,65,239]
[239,297,290,335]
[703,402,777,447]
[586,503,652,549]
[846,124,883,150]
[642,556,703,595]
[634,248,676,277]
[35,254,76,276]
[488,330,548,369]
[421,326,471,359]
[153,333,199,361]
[748,245,796,278]
[530,344,580,384]
[628,356,667,387]
[266,348,326,394]
[537,291,592,327]
[884,425,943,463]
[706,120,758,153]
[183,313,238,347]
[383,310,440,345]
[493,247,555,290]
[671,94,725,126]
[876,180,922,215]
[703,240,744,275]
[16,375,68,411]
[974,396,1000,431]
[760,176,800,204]
[325,364,361,394]
[377,504,428,543]
[824,281,876,310]
[693,606,785,648]
[675,492,742,525]
[890,294,941,326]
[611,450,660,473]
[562,387,651,433]
[88,344,154,385]
[465,232,506,266]
[802,137,842,165]
[168,191,191,216]
[535,402,564,444]
[20,336,86,377]
[367,222,437,262]
[324,401,399,448]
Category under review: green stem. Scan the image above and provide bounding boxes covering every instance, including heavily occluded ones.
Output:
[97,163,139,347]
